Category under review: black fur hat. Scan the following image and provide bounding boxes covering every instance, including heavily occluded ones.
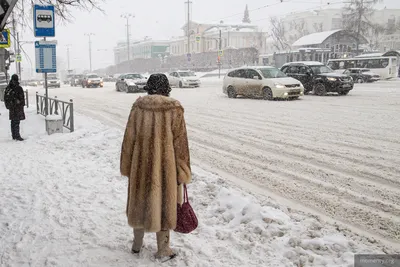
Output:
[144,73,171,96]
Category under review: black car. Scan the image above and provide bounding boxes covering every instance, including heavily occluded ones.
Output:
[343,68,380,83]
[281,62,354,96]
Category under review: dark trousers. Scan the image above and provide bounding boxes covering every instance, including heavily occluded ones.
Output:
[11,120,21,139]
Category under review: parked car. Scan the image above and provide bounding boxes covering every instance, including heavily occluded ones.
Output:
[82,74,103,88]
[115,73,147,93]
[46,74,61,88]
[28,80,39,87]
[343,68,380,83]
[70,74,84,87]
[281,62,354,96]
[223,66,304,100]
[168,71,200,88]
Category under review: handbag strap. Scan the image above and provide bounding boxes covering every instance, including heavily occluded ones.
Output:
[183,184,188,203]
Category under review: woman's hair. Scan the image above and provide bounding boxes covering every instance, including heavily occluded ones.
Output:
[143,73,171,97]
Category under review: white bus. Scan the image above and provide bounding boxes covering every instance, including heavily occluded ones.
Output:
[327,56,398,79]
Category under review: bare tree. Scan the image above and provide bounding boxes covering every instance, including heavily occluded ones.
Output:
[269,17,290,51]
[11,0,102,29]
[364,23,385,51]
[313,22,323,32]
[289,19,309,43]
[342,0,382,55]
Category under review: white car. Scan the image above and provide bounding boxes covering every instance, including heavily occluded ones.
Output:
[223,66,304,100]
[47,74,61,88]
[168,71,201,88]
[116,73,148,93]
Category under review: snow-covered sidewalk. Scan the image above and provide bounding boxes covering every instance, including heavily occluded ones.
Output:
[0,106,394,267]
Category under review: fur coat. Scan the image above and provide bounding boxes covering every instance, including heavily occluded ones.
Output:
[120,95,191,232]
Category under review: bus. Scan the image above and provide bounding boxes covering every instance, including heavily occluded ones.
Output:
[327,56,398,79]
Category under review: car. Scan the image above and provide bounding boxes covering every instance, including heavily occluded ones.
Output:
[28,80,39,87]
[223,66,304,100]
[343,68,380,83]
[46,74,61,88]
[281,62,354,96]
[168,71,200,88]
[115,73,147,93]
[70,74,84,87]
[82,74,103,88]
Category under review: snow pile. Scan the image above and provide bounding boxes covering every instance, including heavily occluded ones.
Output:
[0,106,391,267]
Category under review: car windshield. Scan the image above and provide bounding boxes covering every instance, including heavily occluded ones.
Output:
[310,65,333,74]
[125,74,143,79]
[178,72,195,77]
[257,68,287,78]
[48,75,58,79]
[88,75,99,78]
[361,69,371,73]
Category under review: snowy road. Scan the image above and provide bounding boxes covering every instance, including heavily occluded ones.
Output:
[29,78,400,250]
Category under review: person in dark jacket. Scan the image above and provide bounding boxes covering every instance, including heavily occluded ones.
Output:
[7,74,25,141]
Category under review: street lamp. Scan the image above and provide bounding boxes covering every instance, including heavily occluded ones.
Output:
[121,13,135,61]
[65,44,72,72]
[84,33,95,71]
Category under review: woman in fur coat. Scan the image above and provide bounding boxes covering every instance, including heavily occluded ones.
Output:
[120,73,191,260]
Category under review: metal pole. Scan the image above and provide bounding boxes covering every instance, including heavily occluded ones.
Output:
[44,37,49,116]
[356,0,363,56]
[67,46,70,70]
[126,17,130,61]
[89,35,92,72]
[12,12,18,76]
[218,29,222,79]
[17,32,21,81]
[185,1,191,68]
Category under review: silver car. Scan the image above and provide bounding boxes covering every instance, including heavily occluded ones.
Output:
[223,66,304,100]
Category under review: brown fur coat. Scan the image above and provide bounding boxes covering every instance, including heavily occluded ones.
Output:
[120,95,191,232]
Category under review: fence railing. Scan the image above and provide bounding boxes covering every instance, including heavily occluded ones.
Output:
[25,90,29,108]
[36,93,74,132]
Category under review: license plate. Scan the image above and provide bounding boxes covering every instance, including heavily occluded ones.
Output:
[343,84,351,88]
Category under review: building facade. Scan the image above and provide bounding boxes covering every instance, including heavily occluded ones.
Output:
[113,39,170,65]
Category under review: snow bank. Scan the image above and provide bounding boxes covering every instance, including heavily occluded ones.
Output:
[0,106,390,267]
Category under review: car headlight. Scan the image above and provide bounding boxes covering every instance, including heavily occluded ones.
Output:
[327,77,337,82]
[274,83,286,89]
[88,80,92,83]
[128,82,136,86]
[182,78,187,82]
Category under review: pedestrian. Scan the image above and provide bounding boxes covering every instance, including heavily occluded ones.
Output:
[4,74,25,141]
[120,73,191,261]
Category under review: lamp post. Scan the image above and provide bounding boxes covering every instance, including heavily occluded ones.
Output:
[84,33,95,72]
[121,13,135,61]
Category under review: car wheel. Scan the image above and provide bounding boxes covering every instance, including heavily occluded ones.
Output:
[262,87,273,100]
[179,81,183,88]
[227,86,237,99]
[357,78,364,84]
[314,83,326,96]
[339,90,350,95]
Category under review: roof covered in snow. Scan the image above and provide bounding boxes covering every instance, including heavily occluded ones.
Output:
[292,30,343,47]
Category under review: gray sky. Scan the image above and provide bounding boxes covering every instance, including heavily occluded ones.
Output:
[18,0,399,75]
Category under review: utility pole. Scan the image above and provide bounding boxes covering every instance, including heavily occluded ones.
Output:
[121,13,134,61]
[356,0,364,56]
[16,32,21,81]
[66,44,71,71]
[12,12,17,76]
[185,1,192,67]
[218,28,222,78]
[85,33,94,72]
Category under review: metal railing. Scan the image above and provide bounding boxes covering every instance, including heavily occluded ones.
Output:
[36,92,75,132]
[25,90,29,108]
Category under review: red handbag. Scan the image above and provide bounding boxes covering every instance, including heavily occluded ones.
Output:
[175,184,198,234]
